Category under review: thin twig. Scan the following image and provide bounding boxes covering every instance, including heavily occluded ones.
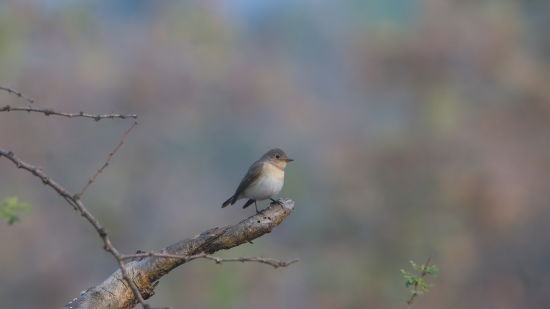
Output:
[0,86,34,104]
[76,121,138,199]
[120,252,299,269]
[0,105,137,120]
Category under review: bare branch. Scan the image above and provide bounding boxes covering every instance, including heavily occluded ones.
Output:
[0,149,149,309]
[0,86,35,104]
[63,200,296,309]
[0,105,137,120]
[121,252,299,269]
[195,254,299,268]
[76,121,138,199]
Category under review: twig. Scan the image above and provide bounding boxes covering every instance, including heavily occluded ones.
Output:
[406,256,432,308]
[0,105,137,120]
[121,252,299,269]
[0,86,34,104]
[76,121,138,199]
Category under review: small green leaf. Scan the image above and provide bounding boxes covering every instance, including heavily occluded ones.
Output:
[0,196,29,225]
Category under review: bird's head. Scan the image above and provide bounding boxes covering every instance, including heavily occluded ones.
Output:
[262,148,294,169]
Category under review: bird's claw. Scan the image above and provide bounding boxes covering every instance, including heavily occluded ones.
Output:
[270,198,283,205]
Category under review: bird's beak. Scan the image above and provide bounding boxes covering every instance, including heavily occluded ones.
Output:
[285,158,294,162]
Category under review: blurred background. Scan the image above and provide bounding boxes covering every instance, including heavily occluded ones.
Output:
[1,0,550,308]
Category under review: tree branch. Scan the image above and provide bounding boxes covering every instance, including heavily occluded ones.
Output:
[62,199,296,309]
[0,148,148,307]
[121,252,299,269]
[0,87,147,307]
[0,105,137,120]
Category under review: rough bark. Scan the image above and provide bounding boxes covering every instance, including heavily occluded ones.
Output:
[62,199,295,309]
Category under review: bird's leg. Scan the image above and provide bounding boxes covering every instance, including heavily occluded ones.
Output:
[255,201,260,214]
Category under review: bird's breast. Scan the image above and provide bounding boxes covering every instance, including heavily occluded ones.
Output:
[244,163,284,200]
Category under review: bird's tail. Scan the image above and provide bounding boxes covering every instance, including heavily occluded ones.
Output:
[222,195,236,208]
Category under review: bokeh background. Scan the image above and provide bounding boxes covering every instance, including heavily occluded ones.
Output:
[1,1,550,308]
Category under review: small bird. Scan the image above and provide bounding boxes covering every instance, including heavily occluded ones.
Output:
[222,148,294,213]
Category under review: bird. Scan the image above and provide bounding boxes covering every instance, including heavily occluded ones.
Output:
[222,148,293,214]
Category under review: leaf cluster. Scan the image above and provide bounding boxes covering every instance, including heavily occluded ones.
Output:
[401,260,439,300]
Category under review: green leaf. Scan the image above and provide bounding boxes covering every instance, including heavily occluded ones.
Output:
[0,196,29,225]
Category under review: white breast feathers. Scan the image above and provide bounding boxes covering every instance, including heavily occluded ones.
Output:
[244,163,284,200]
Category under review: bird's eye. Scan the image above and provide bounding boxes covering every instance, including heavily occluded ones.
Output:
[275,154,280,159]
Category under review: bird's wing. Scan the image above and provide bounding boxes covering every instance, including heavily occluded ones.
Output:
[233,160,264,199]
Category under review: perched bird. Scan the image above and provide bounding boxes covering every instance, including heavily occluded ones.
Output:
[222,148,294,213]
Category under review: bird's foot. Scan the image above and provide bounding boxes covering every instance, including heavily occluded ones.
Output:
[270,198,282,205]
